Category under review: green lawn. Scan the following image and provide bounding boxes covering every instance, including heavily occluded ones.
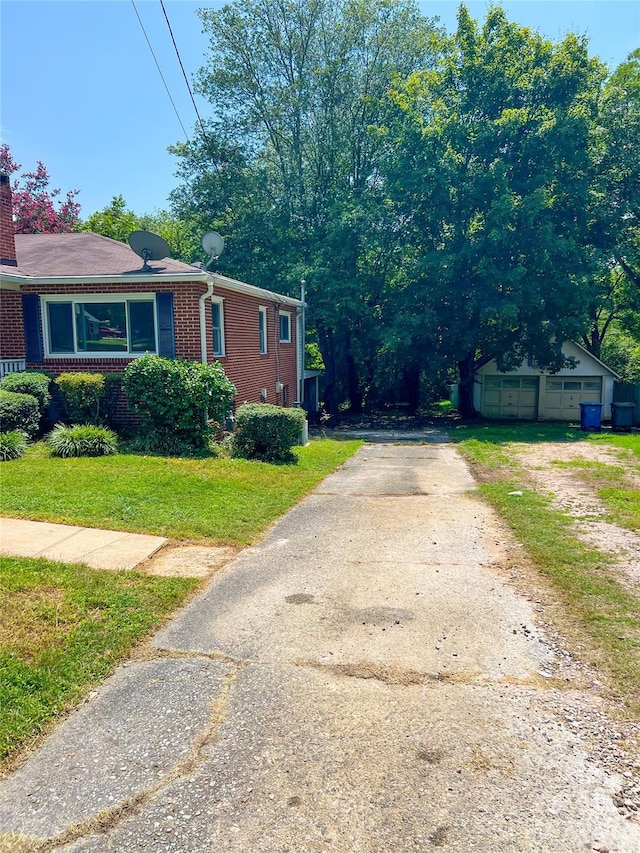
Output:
[453,422,640,714]
[0,556,199,766]
[0,437,362,766]
[0,438,362,545]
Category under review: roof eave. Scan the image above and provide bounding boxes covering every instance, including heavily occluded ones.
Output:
[10,271,211,286]
[570,340,621,379]
[209,272,302,307]
[0,274,25,290]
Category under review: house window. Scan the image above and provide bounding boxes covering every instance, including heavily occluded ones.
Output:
[44,296,156,356]
[212,298,225,356]
[259,306,268,354]
[279,310,291,343]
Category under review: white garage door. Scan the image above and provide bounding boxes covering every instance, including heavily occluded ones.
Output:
[541,377,602,421]
[482,376,539,419]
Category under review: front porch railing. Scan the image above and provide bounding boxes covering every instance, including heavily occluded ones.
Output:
[0,358,26,378]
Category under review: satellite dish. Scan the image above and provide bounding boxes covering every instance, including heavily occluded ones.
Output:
[129,231,171,272]
[202,231,225,260]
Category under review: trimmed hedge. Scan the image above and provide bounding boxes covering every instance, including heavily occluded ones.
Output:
[0,390,40,437]
[232,403,306,462]
[55,373,106,424]
[0,371,51,414]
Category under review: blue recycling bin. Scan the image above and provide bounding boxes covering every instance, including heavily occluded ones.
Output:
[580,402,602,432]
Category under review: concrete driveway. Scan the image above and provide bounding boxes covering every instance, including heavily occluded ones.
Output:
[0,440,638,852]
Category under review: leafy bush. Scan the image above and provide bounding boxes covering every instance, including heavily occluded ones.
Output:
[55,373,106,424]
[0,430,28,461]
[124,356,236,452]
[46,423,118,458]
[0,371,51,414]
[232,403,306,462]
[0,390,40,437]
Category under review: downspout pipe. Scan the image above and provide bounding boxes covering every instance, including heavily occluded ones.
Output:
[199,276,214,363]
[299,280,306,404]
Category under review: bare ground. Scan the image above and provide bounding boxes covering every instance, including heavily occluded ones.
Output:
[512,441,640,587]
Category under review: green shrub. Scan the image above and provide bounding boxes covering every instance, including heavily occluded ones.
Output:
[0,371,51,414]
[232,403,306,462]
[46,423,118,458]
[124,356,236,453]
[0,390,40,437]
[0,430,28,461]
[55,373,105,424]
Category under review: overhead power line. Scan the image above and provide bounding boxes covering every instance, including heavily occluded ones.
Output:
[130,0,189,141]
[159,0,217,161]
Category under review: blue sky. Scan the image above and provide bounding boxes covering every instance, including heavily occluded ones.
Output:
[1,0,638,218]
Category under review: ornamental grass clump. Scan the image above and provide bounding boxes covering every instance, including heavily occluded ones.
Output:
[46,423,118,458]
[0,430,28,461]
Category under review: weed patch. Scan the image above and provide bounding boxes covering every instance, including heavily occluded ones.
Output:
[477,481,640,713]
[0,555,199,767]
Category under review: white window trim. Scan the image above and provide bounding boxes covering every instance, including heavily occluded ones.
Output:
[211,296,226,357]
[279,309,291,343]
[259,305,268,354]
[41,293,158,359]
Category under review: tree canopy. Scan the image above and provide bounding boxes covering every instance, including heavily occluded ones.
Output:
[7,3,637,418]
[0,145,81,233]
[377,6,607,415]
[169,0,640,416]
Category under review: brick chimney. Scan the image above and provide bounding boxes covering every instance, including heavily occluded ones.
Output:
[0,174,17,266]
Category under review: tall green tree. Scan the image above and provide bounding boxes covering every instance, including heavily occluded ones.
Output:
[579,49,640,368]
[377,5,606,417]
[79,195,142,243]
[596,49,640,288]
[172,0,440,412]
[80,195,201,263]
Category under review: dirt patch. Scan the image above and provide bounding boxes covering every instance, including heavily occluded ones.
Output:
[299,660,434,686]
[140,544,239,578]
[513,442,640,587]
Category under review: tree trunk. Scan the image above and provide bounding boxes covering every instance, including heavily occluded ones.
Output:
[316,322,339,416]
[402,364,421,413]
[458,353,479,420]
[346,336,363,414]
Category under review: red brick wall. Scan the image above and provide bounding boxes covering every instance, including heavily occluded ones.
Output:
[0,289,25,358]
[21,279,206,374]
[213,286,299,407]
[17,279,299,413]
[0,175,17,264]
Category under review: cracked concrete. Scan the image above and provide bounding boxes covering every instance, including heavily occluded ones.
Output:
[1,440,639,852]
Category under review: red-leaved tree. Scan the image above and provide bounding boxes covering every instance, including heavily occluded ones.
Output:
[0,144,81,233]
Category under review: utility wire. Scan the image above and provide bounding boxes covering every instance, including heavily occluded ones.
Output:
[130,0,190,141]
[158,0,220,170]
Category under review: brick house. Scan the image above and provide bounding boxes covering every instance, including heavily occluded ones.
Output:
[0,175,304,420]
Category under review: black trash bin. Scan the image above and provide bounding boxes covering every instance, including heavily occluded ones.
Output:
[611,401,635,432]
[579,402,602,432]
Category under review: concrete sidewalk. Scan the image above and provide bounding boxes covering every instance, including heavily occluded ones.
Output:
[0,442,638,852]
[0,517,166,570]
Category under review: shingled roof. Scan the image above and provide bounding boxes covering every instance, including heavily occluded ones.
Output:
[13,233,201,278]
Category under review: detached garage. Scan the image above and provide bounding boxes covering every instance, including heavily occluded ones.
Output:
[473,341,619,421]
